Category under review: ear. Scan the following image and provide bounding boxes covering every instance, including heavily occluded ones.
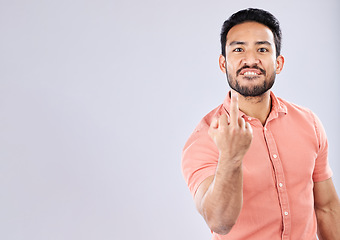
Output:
[219,54,227,73]
[275,55,285,74]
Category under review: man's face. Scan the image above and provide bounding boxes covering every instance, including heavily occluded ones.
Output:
[220,21,284,97]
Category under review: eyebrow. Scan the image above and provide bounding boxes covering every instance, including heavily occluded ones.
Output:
[229,41,272,46]
[229,41,246,46]
[255,41,272,46]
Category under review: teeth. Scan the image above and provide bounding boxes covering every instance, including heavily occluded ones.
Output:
[244,72,258,76]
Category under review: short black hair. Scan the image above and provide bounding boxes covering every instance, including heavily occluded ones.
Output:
[220,8,282,57]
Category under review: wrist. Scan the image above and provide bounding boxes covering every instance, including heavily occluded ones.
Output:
[218,152,244,168]
[219,151,244,161]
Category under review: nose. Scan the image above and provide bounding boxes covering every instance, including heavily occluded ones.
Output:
[241,50,260,66]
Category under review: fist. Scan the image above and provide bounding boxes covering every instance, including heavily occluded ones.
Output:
[208,92,253,160]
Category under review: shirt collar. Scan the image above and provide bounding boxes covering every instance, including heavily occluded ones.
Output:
[222,91,287,119]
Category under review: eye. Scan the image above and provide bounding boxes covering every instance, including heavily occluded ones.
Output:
[233,48,244,52]
[258,48,269,53]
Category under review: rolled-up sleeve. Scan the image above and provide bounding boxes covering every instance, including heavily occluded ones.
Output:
[312,113,333,182]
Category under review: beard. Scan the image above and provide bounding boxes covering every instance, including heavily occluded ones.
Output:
[226,66,276,97]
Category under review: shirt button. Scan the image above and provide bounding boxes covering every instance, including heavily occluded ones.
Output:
[264,127,267,131]
[247,117,252,121]
[273,154,278,159]
[279,183,283,188]
[284,211,289,216]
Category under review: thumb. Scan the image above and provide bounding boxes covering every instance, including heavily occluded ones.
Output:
[210,116,219,129]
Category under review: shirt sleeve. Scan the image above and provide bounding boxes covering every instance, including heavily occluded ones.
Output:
[181,117,219,198]
[312,113,333,182]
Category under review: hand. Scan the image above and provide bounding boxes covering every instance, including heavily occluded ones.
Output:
[208,92,253,161]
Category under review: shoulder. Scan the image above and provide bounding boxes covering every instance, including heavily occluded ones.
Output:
[183,104,224,150]
[277,96,317,121]
[276,96,326,143]
[182,105,222,196]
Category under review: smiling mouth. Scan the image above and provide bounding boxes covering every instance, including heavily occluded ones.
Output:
[240,71,262,80]
[242,71,260,76]
[238,67,265,78]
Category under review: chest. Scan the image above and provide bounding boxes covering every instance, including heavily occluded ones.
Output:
[242,117,318,195]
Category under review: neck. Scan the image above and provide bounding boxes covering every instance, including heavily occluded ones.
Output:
[233,90,272,125]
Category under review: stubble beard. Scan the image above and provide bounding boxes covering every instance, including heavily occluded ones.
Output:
[226,70,276,97]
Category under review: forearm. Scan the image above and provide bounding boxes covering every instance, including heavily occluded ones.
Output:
[198,93,251,235]
[315,201,340,240]
[200,155,243,234]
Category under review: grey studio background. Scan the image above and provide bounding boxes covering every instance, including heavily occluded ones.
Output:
[0,0,339,239]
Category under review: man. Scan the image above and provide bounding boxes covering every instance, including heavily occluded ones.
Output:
[182,8,340,240]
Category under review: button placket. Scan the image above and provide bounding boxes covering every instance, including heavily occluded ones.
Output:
[263,126,291,238]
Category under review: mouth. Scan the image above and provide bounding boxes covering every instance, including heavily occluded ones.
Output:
[239,69,263,76]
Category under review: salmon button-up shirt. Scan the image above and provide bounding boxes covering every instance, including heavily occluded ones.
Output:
[182,91,333,240]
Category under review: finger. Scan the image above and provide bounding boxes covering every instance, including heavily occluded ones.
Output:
[219,113,229,128]
[238,117,245,129]
[230,91,239,127]
[245,122,253,134]
[210,116,219,129]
